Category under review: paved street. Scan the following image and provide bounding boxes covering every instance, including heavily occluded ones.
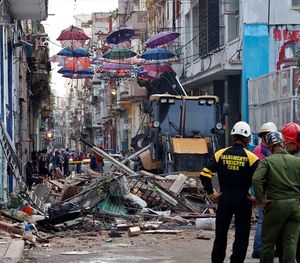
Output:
[22,229,279,263]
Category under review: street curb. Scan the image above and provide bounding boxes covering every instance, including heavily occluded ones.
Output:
[0,239,24,263]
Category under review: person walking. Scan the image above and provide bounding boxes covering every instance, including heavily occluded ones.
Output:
[62,149,70,176]
[252,131,300,263]
[200,121,259,263]
[95,144,104,172]
[252,122,277,259]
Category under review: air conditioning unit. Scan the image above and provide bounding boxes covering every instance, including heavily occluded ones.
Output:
[224,0,239,15]
[292,0,300,8]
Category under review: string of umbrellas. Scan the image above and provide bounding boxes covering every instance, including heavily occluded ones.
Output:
[50,25,181,82]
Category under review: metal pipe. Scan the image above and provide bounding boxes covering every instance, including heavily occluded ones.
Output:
[80,137,134,175]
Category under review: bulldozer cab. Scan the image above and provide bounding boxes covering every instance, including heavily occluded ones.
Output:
[150,94,220,137]
[134,94,225,175]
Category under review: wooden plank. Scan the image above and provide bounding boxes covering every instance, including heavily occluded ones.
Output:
[0,221,24,235]
[169,173,187,194]
[143,230,183,234]
[47,180,64,189]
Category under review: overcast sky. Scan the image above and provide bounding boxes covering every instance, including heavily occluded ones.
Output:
[43,0,118,96]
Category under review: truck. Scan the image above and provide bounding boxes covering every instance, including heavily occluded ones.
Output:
[131,93,228,176]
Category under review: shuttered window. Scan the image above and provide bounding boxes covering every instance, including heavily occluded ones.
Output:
[292,0,300,7]
[198,0,220,57]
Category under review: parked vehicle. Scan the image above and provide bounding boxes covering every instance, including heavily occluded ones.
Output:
[131,94,228,176]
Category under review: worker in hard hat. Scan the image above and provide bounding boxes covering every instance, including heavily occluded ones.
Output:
[251,122,277,259]
[200,121,259,263]
[253,131,300,262]
[277,122,300,262]
[282,122,300,157]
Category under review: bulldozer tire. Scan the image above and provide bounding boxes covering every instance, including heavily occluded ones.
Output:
[131,134,150,151]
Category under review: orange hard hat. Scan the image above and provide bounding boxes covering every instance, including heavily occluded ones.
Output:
[281,123,300,148]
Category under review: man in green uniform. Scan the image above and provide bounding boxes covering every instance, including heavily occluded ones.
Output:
[252,131,300,263]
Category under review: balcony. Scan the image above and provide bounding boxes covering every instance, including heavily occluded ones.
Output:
[117,81,147,103]
[8,0,48,20]
[125,11,147,34]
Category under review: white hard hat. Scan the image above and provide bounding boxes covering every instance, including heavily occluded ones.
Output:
[231,121,251,137]
[259,122,277,135]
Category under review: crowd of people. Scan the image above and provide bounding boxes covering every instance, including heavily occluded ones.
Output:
[25,148,89,189]
[25,145,137,189]
[200,121,300,263]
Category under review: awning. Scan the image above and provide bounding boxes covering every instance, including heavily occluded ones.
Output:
[8,0,48,20]
[21,40,33,58]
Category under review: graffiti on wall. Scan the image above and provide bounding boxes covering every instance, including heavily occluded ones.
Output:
[271,26,300,71]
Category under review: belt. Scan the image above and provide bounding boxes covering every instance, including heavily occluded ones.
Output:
[272,198,299,203]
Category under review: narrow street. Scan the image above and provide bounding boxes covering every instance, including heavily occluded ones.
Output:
[22,229,273,263]
[0,0,300,262]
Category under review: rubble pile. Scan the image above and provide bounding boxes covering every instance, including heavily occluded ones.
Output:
[0,143,217,250]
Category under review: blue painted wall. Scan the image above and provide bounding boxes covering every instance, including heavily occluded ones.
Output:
[242,24,269,121]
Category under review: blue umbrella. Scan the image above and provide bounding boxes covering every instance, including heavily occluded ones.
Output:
[57,48,90,57]
[106,28,135,44]
[141,48,175,60]
[57,67,93,74]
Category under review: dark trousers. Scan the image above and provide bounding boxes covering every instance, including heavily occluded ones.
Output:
[212,192,252,263]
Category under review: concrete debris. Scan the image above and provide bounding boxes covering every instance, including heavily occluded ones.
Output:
[1,140,217,255]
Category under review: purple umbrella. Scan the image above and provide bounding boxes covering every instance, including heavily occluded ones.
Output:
[146,31,180,48]
[91,55,105,65]
[102,62,133,70]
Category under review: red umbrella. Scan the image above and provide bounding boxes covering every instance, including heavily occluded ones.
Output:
[142,61,173,73]
[142,61,173,78]
[57,25,90,41]
[65,57,91,71]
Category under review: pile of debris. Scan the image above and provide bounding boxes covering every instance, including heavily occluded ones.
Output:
[0,140,217,249]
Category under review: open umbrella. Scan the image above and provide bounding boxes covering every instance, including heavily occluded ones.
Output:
[62,73,93,79]
[141,48,175,60]
[102,62,133,71]
[103,48,136,59]
[57,25,90,41]
[65,57,91,71]
[142,62,173,78]
[91,55,105,65]
[106,28,135,44]
[137,71,156,80]
[146,31,180,48]
[57,48,90,57]
[58,67,93,75]
[142,61,173,72]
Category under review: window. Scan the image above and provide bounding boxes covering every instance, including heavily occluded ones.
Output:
[198,0,220,57]
[292,0,300,7]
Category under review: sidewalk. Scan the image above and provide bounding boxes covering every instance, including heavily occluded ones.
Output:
[0,234,24,263]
